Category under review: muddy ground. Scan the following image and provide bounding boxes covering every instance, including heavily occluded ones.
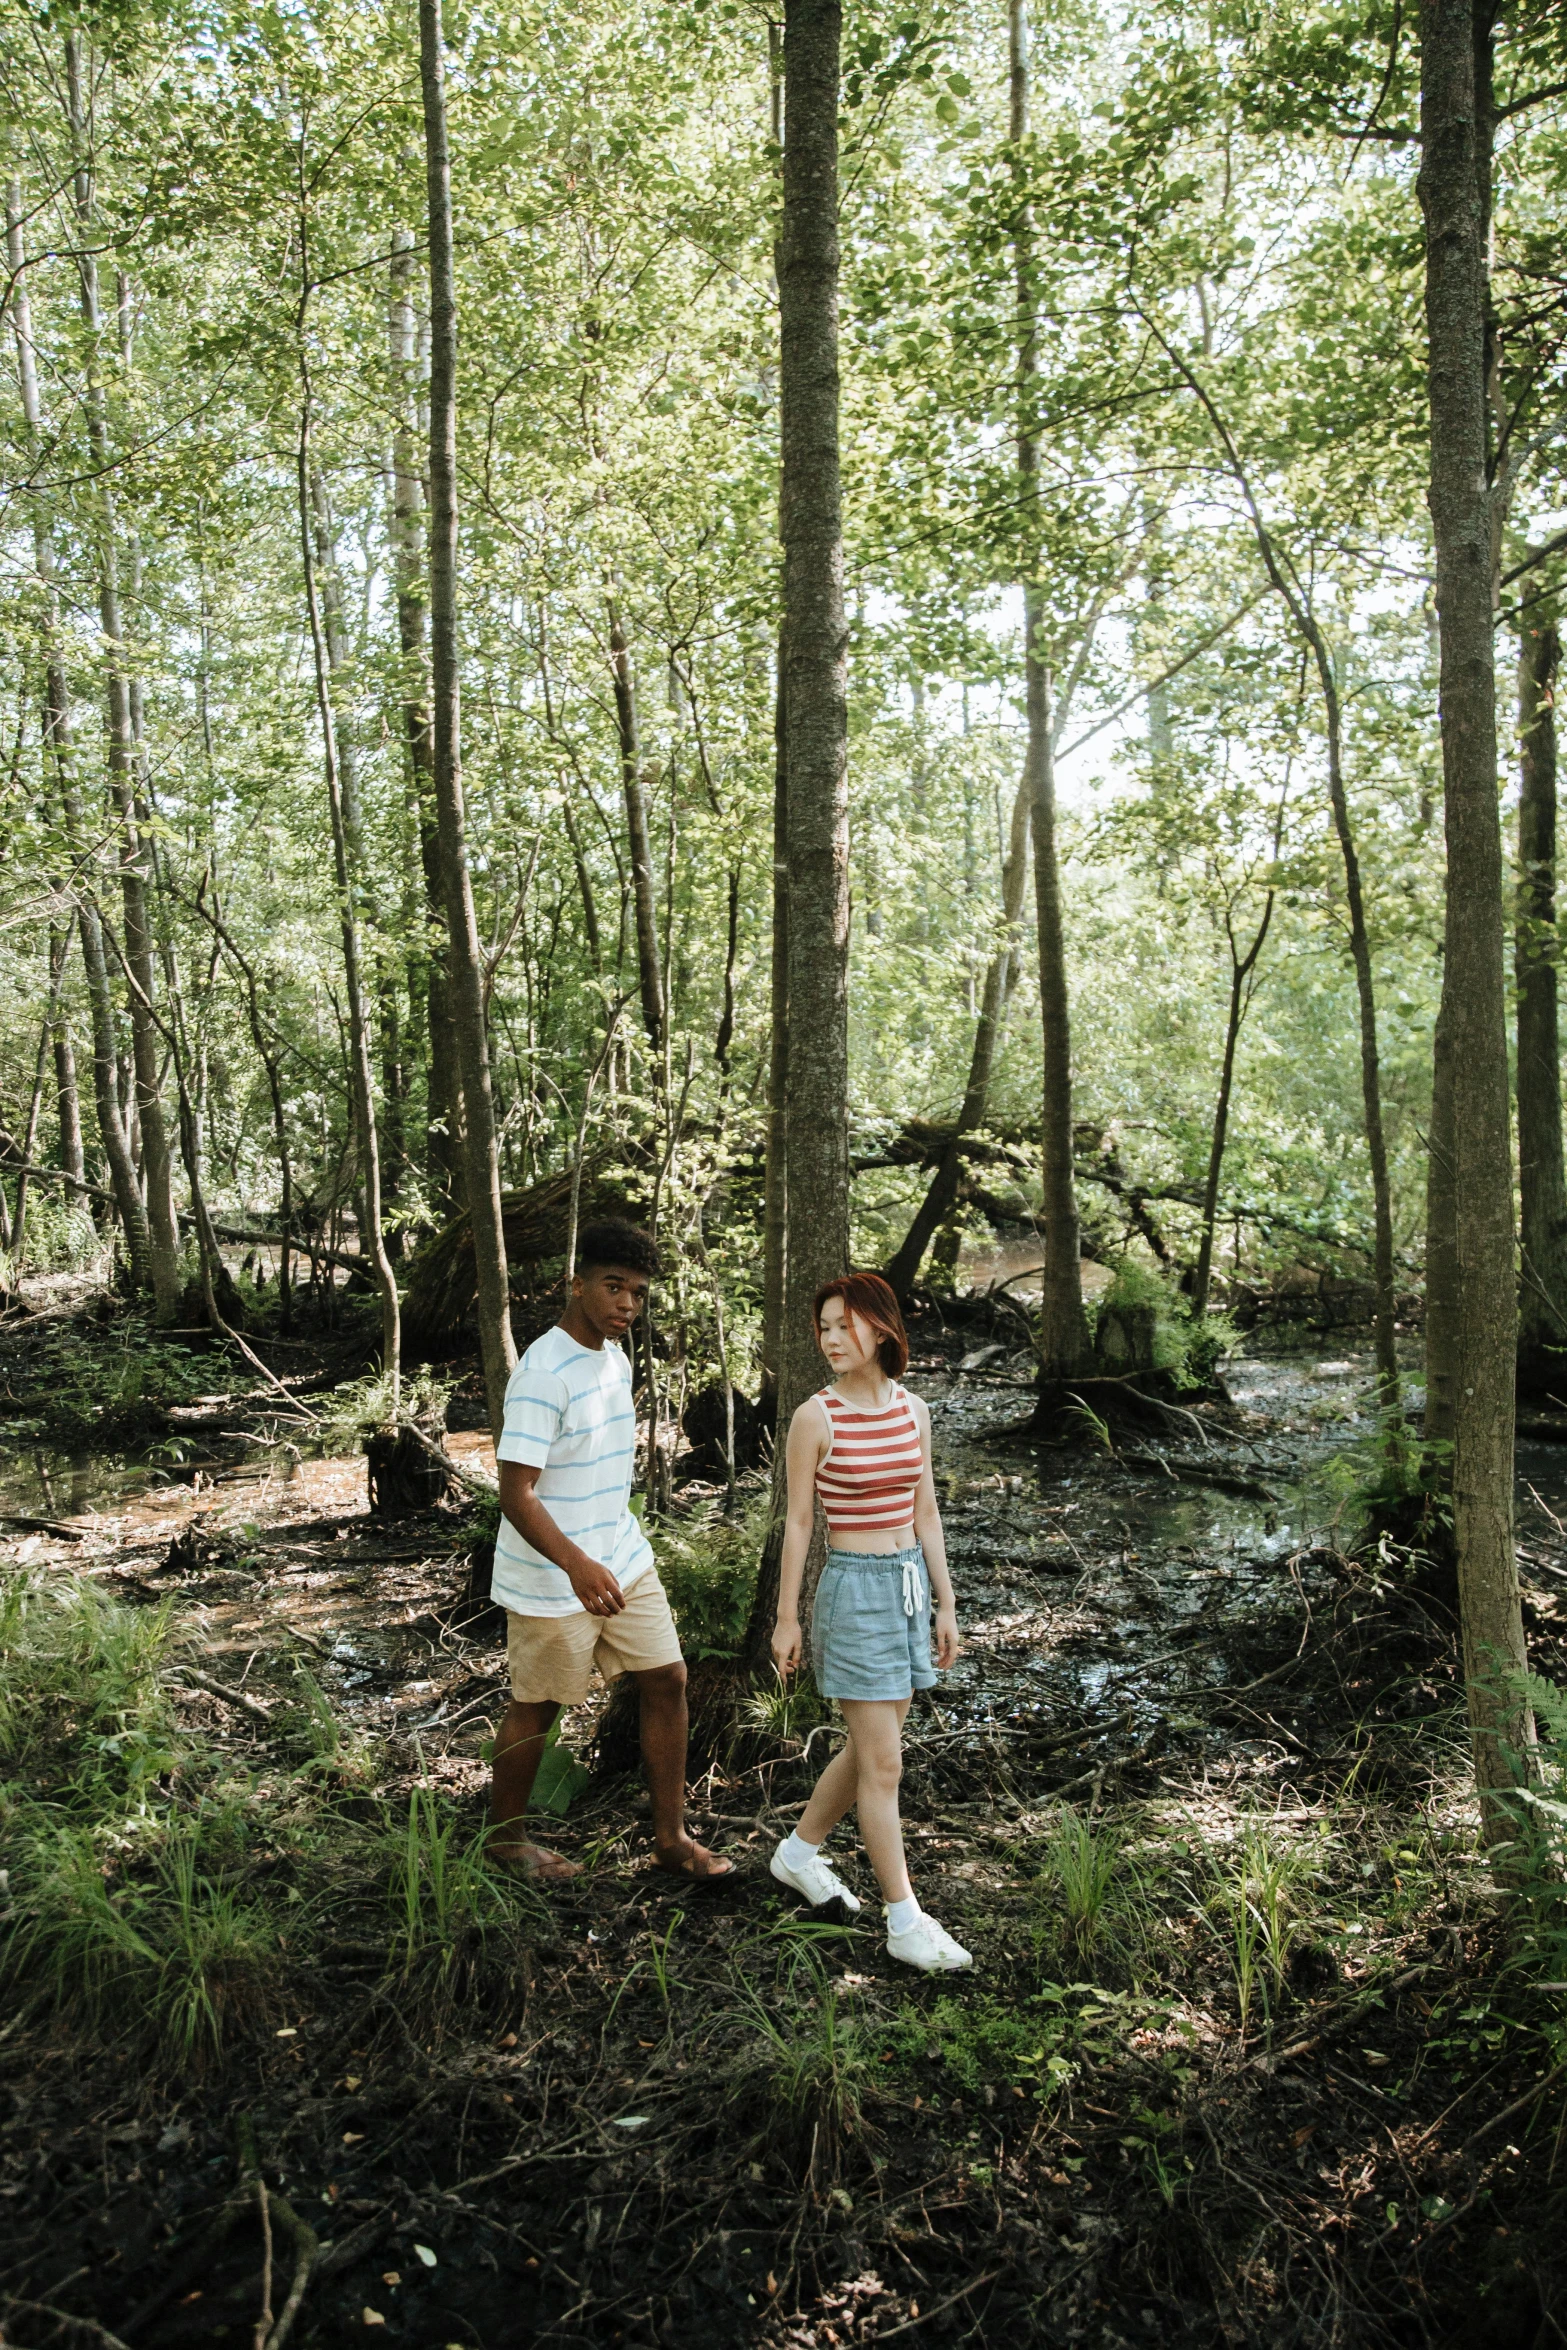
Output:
[3,1287,1567,2348]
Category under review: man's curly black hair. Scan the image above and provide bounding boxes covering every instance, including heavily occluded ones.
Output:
[574,1218,661,1279]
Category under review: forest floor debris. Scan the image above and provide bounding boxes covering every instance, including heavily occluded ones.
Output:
[2,1289,1567,2344]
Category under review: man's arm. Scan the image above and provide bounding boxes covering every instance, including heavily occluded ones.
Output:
[498,1460,626,1616]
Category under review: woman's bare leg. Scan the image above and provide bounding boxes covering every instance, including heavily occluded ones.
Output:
[838,1698,913,1905]
[798,1733,860,1844]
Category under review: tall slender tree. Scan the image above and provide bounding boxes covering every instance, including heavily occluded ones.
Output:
[67,36,182,1322]
[1418,0,1530,1842]
[743,0,848,1671]
[1011,0,1091,1383]
[1515,615,1567,1390]
[6,177,147,1284]
[420,0,517,1437]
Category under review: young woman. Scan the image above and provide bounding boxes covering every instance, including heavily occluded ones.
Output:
[769,1272,972,1972]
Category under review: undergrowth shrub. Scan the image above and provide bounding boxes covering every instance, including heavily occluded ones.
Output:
[1088,1259,1240,1388]
[653,1495,767,1660]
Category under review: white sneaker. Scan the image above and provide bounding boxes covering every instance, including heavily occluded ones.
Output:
[886,1910,973,1972]
[769,1838,863,1914]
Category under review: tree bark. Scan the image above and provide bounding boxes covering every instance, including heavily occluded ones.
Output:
[1419,0,1531,1843]
[67,41,182,1321]
[885,773,1031,1300]
[1424,991,1460,1446]
[608,602,666,1056]
[761,640,789,1392]
[1012,0,1091,1381]
[1515,617,1567,1389]
[420,0,517,1437]
[743,0,848,1673]
[776,0,850,1417]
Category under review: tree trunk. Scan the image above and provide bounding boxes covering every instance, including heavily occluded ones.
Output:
[762,641,789,1392]
[886,773,1030,1300]
[12,935,71,1259]
[608,602,666,1056]
[1191,897,1275,1318]
[1012,0,1091,1382]
[743,0,848,1674]
[1424,992,1460,1447]
[421,0,517,1437]
[388,227,462,1212]
[67,42,181,1322]
[296,438,401,1398]
[1516,617,1567,1389]
[6,172,147,1284]
[1419,0,1531,1843]
[776,0,850,1417]
[51,931,86,1194]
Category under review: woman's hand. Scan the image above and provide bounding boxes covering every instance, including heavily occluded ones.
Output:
[771,1615,803,1679]
[933,1604,960,1670]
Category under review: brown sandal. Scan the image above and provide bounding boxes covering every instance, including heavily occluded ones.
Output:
[489,1838,580,1883]
[652,1840,735,1884]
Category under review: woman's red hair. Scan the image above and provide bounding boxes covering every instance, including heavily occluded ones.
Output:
[813,1272,910,1379]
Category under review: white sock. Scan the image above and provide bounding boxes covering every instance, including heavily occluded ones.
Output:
[886,1895,921,1936]
[781,1830,821,1867]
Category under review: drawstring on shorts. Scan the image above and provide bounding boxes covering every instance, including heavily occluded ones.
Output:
[901,1558,922,1618]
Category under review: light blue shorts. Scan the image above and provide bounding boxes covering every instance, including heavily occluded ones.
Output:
[812,1542,937,1703]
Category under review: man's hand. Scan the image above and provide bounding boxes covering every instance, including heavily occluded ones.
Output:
[568,1556,626,1616]
[772,1615,802,1679]
[934,1604,960,1670]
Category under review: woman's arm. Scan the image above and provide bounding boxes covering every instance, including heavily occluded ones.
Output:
[771,1399,828,1677]
[909,1396,960,1667]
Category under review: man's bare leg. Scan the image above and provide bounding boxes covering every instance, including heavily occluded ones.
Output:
[634,1663,734,1880]
[488,1699,580,1880]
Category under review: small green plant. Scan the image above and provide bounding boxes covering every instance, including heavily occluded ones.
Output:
[1205,1830,1312,2035]
[377,1786,540,2024]
[744,1670,830,1749]
[1036,1805,1123,1965]
[1063,1394,1114,1454]
[735,1945,867,2146]
[280,1664,375,1785]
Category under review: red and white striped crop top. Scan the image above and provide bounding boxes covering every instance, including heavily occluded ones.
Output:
[814,1384,924,1537]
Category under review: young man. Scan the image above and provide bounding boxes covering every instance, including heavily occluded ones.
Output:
[486,1218,732,1884]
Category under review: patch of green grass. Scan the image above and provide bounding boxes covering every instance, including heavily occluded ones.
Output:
[1034,1805,1148,1976]
[2,1809,280,2064]
[277,1664,376,1786]
[734,1944,868,2145]
[373,1786,542,2027]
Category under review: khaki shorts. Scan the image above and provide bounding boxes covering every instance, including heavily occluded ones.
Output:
[506,1566,683,1706]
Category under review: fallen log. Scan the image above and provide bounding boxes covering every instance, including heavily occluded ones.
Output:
[400,1164,647,1353]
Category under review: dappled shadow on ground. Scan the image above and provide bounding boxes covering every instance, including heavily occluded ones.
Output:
[2,1295,1567,2346]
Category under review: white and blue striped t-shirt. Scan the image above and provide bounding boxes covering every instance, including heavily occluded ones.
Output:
[492,1324,653,1618]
